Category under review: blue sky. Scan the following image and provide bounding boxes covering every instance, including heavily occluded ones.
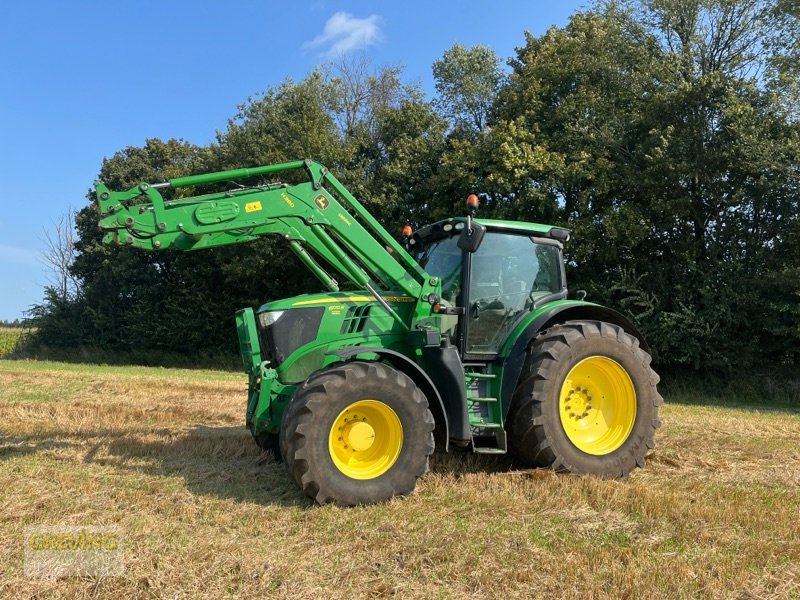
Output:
[0,0,584,321]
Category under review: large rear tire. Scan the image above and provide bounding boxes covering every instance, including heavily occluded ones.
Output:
[508,320,662,476]
[280,361,435,506]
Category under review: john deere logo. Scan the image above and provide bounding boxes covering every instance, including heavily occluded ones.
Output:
[314,195,329,210]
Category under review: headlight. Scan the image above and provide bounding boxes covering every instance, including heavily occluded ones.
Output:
[258,310,285,328]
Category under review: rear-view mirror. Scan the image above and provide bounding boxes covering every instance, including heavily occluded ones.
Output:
[457,221,486,253]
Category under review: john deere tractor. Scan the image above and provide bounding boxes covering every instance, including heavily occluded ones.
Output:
[95,159,661,505]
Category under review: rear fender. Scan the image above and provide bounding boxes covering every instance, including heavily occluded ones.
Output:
[498,302,650,419]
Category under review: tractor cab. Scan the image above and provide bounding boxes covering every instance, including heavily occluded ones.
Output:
[410,218,568,358]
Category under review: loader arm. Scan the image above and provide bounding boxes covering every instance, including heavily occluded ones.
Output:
[95,160,435,329]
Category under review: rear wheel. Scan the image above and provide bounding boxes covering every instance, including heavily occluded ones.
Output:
[280,361,435,505]
[508,321,662,476]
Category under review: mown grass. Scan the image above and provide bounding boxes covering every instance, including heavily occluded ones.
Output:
[1,359,799,599]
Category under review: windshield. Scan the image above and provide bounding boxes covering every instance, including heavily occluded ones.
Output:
[416,235,462,304]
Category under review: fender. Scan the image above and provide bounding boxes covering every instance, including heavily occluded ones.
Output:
[328,347,451,451]
[498,302,650,419]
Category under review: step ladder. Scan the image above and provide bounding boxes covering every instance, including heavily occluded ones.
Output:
[465,370,507,454]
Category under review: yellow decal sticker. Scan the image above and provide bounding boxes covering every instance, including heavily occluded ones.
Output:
[244,201,262,213]
[328,304,345,315]
[293,295,414,306]
[294,296,372,306]
[281,193,295,208]
[338,213,351,226]
[314,195,330,210]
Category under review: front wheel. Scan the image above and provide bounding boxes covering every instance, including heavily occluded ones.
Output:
[280,361,435,505]
[508,320,662,477]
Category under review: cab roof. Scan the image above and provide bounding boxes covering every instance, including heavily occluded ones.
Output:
[471,217,562,236]
[410,217,569,247]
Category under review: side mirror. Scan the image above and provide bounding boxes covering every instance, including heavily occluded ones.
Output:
[457,221,486,253]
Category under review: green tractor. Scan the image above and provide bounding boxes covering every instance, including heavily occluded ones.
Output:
[95,159,661,505]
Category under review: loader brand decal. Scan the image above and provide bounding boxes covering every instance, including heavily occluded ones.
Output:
[281,193,295,208]
[244,201,262,213]
[314,195,329,210]
[338,213,352,226]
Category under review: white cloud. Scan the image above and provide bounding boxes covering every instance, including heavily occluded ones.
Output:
[304,12,382,55]
[0,244,40,266]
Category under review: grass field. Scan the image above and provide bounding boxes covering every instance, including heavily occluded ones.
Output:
[1,360,798,599]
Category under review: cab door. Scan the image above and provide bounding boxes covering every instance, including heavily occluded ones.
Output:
[463,232,565,357]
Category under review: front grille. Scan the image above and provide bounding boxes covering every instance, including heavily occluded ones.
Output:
[257,307,324,366]
[339,305,371,335]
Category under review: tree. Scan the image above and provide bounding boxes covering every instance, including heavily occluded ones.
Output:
[68,138,212,353]
[325,54,414,139]
[214,71,346,171]
[27,7,798,375]
[27,67,449,363]
[40,209,78,301]
[432,43,506,135]
[363,98,449,226]
[487,2,800,371]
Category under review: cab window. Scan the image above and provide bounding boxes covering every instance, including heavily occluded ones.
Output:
[467,233,562,353]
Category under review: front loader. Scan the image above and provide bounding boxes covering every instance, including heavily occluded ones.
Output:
[95,159,662,505]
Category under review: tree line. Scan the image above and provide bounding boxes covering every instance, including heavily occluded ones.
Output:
[27,0,800,377]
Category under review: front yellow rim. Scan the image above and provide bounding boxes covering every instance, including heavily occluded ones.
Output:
[559,356,636,455]
[328,400,403,480]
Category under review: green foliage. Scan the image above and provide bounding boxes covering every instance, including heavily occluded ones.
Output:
[467,2,800,373]
[26,68,445,363]
[432,43,506,134]
[26,2,800,378]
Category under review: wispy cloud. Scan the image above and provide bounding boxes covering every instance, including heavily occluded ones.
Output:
[0,244,40,266]
[304,12,382,56]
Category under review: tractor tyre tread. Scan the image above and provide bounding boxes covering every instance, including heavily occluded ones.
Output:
[508,320,661,477]
[281,361,434,506]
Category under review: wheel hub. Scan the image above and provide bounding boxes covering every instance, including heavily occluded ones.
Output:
[564,386,594,421]
[328,399,403,480]
[343,419,376,452]
[559,356,636,455]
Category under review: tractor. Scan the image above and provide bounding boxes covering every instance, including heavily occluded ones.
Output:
[95,159,661,505]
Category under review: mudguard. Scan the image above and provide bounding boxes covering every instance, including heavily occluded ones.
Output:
[328,346,452,451]
[498,302,650,418]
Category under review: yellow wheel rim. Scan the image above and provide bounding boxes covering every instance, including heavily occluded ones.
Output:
[559,356,636,455]
[328,400,403,480]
